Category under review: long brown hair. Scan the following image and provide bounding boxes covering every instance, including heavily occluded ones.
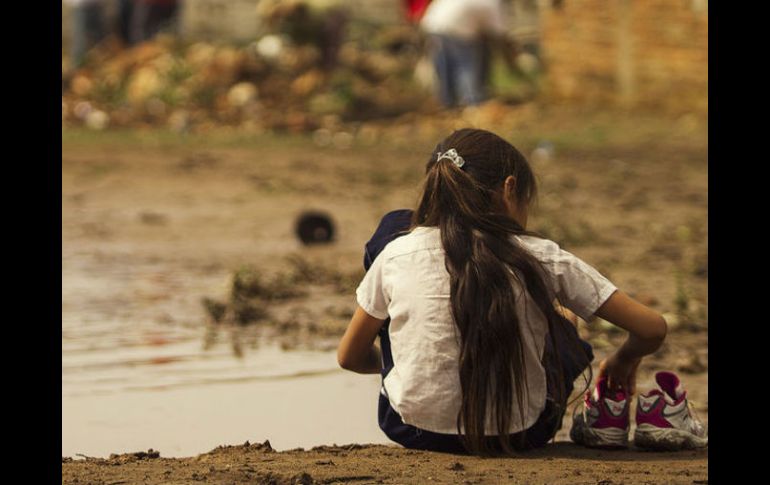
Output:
[412,128,588,454]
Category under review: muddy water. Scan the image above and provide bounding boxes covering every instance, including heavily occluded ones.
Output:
[61,143,412,458]
[62,252,388,458]
[62,354,386,458]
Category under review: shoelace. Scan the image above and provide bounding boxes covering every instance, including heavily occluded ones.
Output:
[571,390,593,421]
[571,400,583,421]
[686,399,707,434]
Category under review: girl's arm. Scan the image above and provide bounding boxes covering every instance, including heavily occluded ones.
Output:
[337,306,386,374]
[594,290,668,394]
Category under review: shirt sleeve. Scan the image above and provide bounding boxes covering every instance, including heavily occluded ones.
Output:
[355,252,390,320]
[541,245,618,322]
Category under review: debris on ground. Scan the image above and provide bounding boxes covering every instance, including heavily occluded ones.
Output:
[62,25,539,136]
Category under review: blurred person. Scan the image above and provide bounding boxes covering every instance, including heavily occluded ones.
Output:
[420,0,518,107]
[67,0,108,67]
[258,0,348,70]
[130,0,179,44]
[116,0,135,46]
[336,129,689,454]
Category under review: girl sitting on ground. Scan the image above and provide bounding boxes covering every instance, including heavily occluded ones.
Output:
[337,128,668,454]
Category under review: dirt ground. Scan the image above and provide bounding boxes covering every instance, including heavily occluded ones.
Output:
[62,442,707,485]
[62,104,707,483]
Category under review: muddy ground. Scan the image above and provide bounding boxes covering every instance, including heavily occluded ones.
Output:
[62,442,707,485]
[62,104,707,483]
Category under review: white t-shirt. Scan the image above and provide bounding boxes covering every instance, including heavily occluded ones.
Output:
[356,226,617,435]
[420,0,508,40]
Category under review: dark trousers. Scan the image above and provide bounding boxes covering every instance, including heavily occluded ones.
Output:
[130,2,179,44]
[117,0,135,46]
[428,34,486,108]
[71,3,106,67]
[363,210,594,453]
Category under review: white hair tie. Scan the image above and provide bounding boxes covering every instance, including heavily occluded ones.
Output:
[437,148,465,168]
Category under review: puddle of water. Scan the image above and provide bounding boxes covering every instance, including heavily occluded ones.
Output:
[62,359,388,458]
[62,248,391,458]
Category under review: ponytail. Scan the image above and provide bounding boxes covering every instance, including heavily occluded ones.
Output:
[412,129,588,454]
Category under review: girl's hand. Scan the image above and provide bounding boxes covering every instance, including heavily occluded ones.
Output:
[598,353,642,396]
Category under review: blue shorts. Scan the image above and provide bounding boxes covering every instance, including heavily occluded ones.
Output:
[363,210,594,453]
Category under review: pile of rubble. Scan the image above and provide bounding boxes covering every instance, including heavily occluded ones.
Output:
[61,27,444,134]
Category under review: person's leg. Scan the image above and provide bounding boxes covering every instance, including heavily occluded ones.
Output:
[71,6,88,67]
[378,393,467,453]
[164,3,180,33]
[146,3,179,38]
[71,3,107,67]
[118,0,135,45]
[479,35,492,91]
[130,2,150,44]
[144,4,164,39]
[86,3,107,45]
[320,8,347,70]
[452,37,486,106]
[518,399,564,449]
[428,35,456,108]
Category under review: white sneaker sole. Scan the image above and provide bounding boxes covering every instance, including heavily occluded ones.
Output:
[570,413,629,448]
[634,424,708,451]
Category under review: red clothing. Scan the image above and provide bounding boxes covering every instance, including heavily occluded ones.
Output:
[403,0,431,23]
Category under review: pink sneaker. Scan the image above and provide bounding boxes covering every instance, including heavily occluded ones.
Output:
[634,371,708,450]
[570,376,630,448]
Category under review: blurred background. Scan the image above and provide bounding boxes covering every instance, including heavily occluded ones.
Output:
[62,0,708,458]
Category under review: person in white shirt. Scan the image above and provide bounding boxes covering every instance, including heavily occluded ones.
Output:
[338,128,668,454]
[419,0,517,107]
